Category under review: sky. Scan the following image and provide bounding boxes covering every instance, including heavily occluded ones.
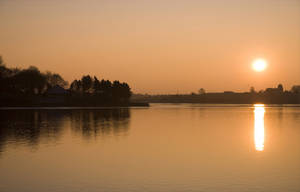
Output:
[1,0,300,94]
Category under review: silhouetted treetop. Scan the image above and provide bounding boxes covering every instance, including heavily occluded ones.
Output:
[291,85,300,93]
[45,71,68,88]
[277,84,284,92]
[12,66,47,94]
[70,75,131,103]
[0,56,3,66]
[0,57,68,95]
[250,86,256,93]
[198,88,206,95]
[80,75,92,92]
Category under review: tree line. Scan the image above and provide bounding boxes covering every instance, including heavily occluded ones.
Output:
[194,84,300,95]
[69,75,131,102]
[0,57,68,95]
[0,56,131,104]
[248,84,300,94]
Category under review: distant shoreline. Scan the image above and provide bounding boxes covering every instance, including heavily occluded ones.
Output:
[131,92,300,104]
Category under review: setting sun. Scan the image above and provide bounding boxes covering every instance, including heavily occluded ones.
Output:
[252,59,267,72]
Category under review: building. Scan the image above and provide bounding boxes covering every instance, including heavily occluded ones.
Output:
[41,85,68,105]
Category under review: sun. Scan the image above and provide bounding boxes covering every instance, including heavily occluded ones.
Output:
[252,58,267,72]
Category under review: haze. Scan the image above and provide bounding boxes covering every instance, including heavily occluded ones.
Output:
[1,0,300,94]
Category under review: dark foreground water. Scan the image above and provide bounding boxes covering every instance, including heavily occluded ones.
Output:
[0,104,300,192]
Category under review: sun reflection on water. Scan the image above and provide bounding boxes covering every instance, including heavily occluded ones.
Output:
[254,104,265,151]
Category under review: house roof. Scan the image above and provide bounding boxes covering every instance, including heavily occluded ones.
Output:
[46,85,68,95]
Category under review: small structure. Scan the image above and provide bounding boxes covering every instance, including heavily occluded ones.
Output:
[265,84,284,94]
[46,85,68,96]
[42,85,68,105]
[224,91,234,94]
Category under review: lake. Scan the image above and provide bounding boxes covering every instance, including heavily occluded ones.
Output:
[0,104,300,192]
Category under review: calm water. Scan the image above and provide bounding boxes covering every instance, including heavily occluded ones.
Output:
[0,104,300,192]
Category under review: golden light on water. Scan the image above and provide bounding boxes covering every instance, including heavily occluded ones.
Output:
[254,104,265,151]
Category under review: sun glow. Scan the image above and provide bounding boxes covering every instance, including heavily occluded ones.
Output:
[252,59,267,72]
[254,104,265,151]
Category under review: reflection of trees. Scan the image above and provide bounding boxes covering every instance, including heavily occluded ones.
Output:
[70,109,130,139]
[0,110,66,154]
[0,109,131,155]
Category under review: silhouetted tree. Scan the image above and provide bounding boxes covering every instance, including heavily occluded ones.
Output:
[0,56,10,79]
[0,56,3,66]
[291,85,300,93]
[112,80,122,99]
[100,80,112,93]
[13,66,47,95]
[277,84,284,93]
[81,75,93,93]
[109,81,130,102]
[45,71,68,88]
[250,86,256,93]
[0,57,22,93]
[198,88,205,95]
[0,57,8,93]
[93,77,101,94]
[70,80,82,92]
[99,79,113,100]
[120,82,131,99]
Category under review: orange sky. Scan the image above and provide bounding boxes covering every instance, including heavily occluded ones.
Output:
[1,0,300,94]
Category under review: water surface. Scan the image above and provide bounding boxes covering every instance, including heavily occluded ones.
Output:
[0,104,300,192]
